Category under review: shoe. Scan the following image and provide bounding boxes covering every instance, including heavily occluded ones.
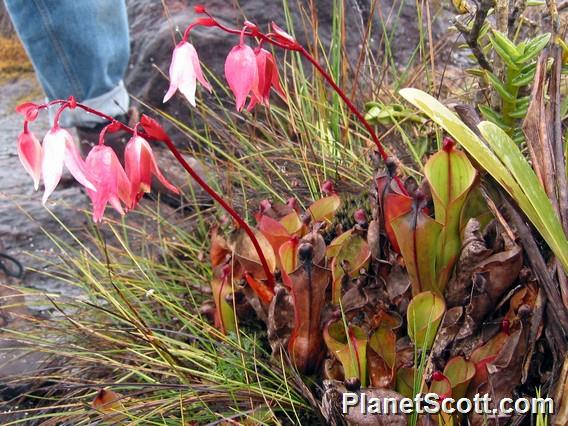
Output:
[76,106,140,161]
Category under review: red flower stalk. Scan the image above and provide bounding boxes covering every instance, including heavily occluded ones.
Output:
[176,12,407,193]
[15,98,275,287]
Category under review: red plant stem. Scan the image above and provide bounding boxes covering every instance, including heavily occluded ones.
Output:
[289,48,407,193]
[52,104,69,128]
[35,98,276,287]
[160,136,276,289]
[187,17,407,194]
[297,46,386,160]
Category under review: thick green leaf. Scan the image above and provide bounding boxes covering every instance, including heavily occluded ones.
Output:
[308,194,341,222]
[507,107,529,119]
[511,66,537,87]
[399,88,568,274]
[324,321,368,386]
[460,186,493,232]
[466,68,485,77]
[425,141,477,291]
[407,291,445,350]
[488,32,520,70]
[326,229,353,258]
[516,33,551,64]
[489,30,521,60]
[391,207,442,295]
[429,373,452,399]
[478,105,507,127]
[443,356,475,399]
[368,326,396,388]
[210,275,236,334]
[478,121,568,273]
[278,237,299,274]
[330,234,371,304]
[396,367,423,399]
[279,211,303,235]
[516,95,531,109]
[485,71,516,102]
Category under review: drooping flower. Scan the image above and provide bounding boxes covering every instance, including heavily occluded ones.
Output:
[163,41,211,106]
[124,135,179,208]
[225,43,258,111]
[17,127,42,190]
[247,48,286,111]
[85,145,131,223]
[41,127,96,204]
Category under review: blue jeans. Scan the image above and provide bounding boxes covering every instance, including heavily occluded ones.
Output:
[4,0,130,128]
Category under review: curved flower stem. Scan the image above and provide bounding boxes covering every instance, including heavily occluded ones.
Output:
[187,15,407,194]
[32,98,276,286]
[72,100,276,287]
[297,46,386,159]
[52,104,69,128]
[160,137,276,289]
[295,47,407,194]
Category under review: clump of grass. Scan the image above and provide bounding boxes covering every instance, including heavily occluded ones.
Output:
[1,201,315,425]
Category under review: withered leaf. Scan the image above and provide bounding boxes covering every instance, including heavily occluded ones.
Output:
[92,388,124,414]
[445,219,492,307]
[367,219,381,259]
[321,380,407,426]
[462,234,522,332]
[288,262,330,374]
[210,227,230,267]
[267,284,294,357]
[230,228,276,280]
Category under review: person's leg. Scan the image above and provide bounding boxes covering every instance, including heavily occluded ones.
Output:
[4,0,130,128]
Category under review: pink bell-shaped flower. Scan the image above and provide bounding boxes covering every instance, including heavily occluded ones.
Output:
[41,127,96,204]
[163,41,211,106]
[85,145,131,223]
[17,127,42,190]
[225,42,258,111]
[124,135,179,208]
[247,48,285,111]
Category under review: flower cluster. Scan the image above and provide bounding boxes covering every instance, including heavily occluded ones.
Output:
[163,8,290,111]
[16,99,179,222]
[14,6,393,281]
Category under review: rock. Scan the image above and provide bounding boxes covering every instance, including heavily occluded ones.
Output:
[125,0,452,135]
[0,281,48,399]
[0,2,15,36]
